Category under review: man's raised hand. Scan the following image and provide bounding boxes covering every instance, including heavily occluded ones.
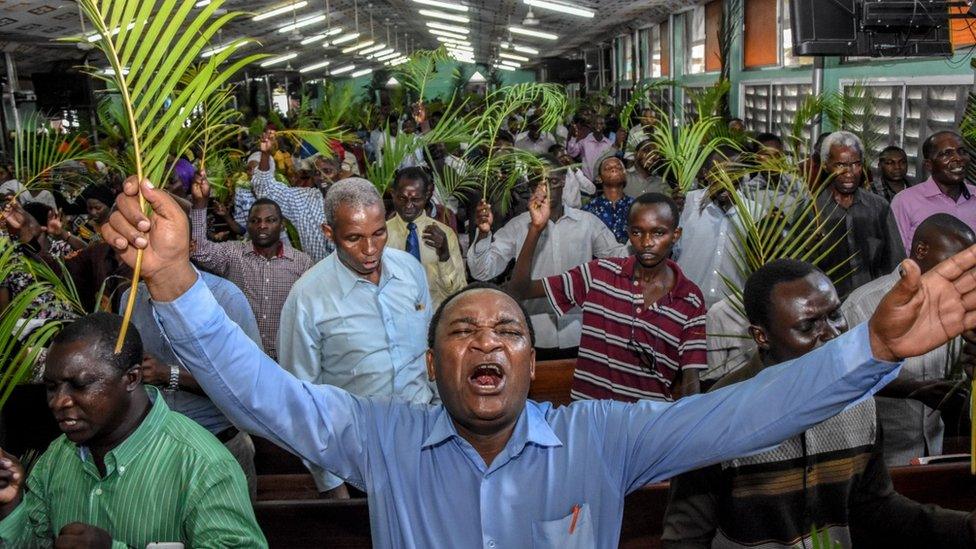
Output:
[101,177,196,301]
[870,248,976,362]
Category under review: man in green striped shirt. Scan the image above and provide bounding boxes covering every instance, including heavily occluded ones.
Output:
[0,313,266,548]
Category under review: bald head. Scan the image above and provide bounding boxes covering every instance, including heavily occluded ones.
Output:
[428,283,535,349]
[910,213,976,273]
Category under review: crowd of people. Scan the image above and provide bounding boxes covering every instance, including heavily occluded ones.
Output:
[2,96,976,547]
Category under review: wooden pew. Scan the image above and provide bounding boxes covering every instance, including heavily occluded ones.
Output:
[527,358,576,406]
[255,462,976,548]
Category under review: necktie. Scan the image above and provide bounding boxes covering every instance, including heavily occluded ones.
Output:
[406,222,421,262]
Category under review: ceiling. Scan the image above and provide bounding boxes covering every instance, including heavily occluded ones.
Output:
[0,0,692,82]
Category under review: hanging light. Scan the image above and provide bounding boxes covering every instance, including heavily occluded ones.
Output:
[330,64,356,75]
[499,59,522,68]
[426,21,469,34]
[508,25,558,40]
[428,28,469,41]
[301,27,344,45]
[410,0,468,12]
[499,52,530,62]
[259,52,298,67]
[299,60,332,73]
[522,0,594,18]
[359,43,387,55]
[492,63,516,71]
[329,32,361,45]
[278,14,327,33]
[351,68,373,77]
[417,9,470,23]
[342,40,375,53]
[367,48,396,58]
[253,1,308,21]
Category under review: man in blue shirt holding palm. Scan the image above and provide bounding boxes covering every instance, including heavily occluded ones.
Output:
[97,175,976,548]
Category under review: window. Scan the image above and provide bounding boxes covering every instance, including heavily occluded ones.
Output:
[649,25,663,78]
[685,6,706,75]
[842,81,972,179]
[639,28,651,80]
[622,34,634,82]
[780,0,811,66]
[742,81,814,141]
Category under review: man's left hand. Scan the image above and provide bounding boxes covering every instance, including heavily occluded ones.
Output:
[422,225,450,262]
[54,522,112,549]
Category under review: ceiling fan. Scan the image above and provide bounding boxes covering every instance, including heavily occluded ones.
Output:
[522,7,540,26]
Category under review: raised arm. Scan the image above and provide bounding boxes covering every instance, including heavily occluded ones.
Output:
[189,171,233,276]
[101,177,371,486]
[506,190,549,300]
[608,248,976,491]
[466,200,518,281]
[249,133,320,222]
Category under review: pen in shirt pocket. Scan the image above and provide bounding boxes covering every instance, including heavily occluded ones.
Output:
[569,503,581,534]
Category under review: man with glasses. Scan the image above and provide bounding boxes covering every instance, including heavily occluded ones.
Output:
[508,190,705,402]
[892,131,976,254]
[386,167,465,307]
[816,131,905,299]
[469,155,628,361]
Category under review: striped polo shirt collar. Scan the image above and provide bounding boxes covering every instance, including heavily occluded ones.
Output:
[617,256,701,307]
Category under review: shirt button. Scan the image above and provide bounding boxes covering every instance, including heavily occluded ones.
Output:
[488,542,496,548]
[265,278,270,283]
[636,307,642,313]
[119,466,125,474]
[95,488,103,495]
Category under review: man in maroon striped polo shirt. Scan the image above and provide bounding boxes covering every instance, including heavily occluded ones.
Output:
[509,181,706,402]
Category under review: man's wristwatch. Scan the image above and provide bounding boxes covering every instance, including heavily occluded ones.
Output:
[165,364,180,393]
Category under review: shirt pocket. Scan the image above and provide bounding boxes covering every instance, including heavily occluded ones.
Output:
[531,504,595,549]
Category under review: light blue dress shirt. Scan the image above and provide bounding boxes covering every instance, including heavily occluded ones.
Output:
[155,275,901,549]
[278,248,436,490]
[123,270,262,435]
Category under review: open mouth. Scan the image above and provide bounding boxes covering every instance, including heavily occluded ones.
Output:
[58,418,84,432]
[468,363,506,393]
[949,166,965,176]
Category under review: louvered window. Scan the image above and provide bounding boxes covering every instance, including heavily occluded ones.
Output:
[842,81,971,178]
[622,34,634,82]
[743,82,813,137]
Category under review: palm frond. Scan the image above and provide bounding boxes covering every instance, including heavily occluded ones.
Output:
[69,0,267,351]
[12,114,106,193]
[392,46,451,103]
[649,110,735,193]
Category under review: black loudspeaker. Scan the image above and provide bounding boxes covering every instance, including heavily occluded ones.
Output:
[790,0,860,56]
[31,71,93,113]
[542,58,585,84]
[791,0,953,58]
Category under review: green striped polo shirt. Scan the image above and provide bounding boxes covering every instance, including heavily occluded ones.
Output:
[0,386,267,548]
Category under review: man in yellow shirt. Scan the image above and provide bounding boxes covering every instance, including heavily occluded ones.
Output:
[386,167,466,306]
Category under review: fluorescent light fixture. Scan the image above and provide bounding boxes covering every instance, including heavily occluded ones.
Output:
[367,48,396,58]
[278,14,326,33]
[86,21,136,42]
[499,52,530,62]
[500,59,522,68]
[195,0,211,6]
[444,42,473,51]
[376,51,400,61]
[508,26,558,40]
[329,32,360,45]
[410,0,468,12]
[493,64,516,72]
[436,36,471,46]
[428,28,469,41]
[523,0,594,18]
[330,64,356,75]
[341,40,375,53]
[259,52,298,67]
[426,21,469,34]
[501,41,540,54]
[358,43,387,55]
[418,9,469,23]
[253,1,308,21]
[351,68,373,77]
[200,40,249,58]
[299,59,331,73]
[512,44,540,54]
[390,58,409,66]
[300,28,343,45]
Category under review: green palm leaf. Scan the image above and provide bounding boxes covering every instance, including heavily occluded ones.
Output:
[67,0,267,351]
[392,45,452,103]
[12,114,106,194]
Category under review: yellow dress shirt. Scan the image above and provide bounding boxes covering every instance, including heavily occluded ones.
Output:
[387,213,466,307]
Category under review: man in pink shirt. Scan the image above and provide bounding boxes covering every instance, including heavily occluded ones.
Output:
[891,131,976,253]
[566,115,619,179]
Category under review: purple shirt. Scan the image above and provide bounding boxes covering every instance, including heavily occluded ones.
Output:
[890,177,976,253]
[566,133,616,179]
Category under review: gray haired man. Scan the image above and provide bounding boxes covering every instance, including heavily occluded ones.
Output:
[816,131,906,298]
[278,177,437,497]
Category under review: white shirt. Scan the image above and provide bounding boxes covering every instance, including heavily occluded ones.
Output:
[466,207,629,348]
[562,167,596,209]
[675,189,764,309]
[514,132,557,155]
[841,269,952,466]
